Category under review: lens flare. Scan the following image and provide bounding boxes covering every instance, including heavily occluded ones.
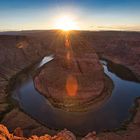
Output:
[66,75,78,96]
[54,16,79,31]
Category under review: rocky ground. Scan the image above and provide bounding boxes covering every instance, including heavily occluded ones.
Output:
[0,31,140,139]
[0,33,56,136]
[78,31,140,80]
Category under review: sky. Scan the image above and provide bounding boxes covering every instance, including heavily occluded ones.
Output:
[0,0,140,31]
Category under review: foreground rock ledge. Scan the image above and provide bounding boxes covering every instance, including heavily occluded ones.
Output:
[0,124,77,140]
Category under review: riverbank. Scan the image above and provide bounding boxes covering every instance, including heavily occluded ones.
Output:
[0,34,57,136]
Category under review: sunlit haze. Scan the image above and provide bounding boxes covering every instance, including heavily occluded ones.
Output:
[54,15,79,31]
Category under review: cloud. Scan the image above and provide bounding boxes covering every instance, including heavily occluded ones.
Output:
[94,25,140,31]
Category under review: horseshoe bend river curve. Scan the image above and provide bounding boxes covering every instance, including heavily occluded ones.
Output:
[11,55,140,136]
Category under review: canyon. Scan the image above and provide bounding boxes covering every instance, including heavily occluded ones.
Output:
[0,31,140,140]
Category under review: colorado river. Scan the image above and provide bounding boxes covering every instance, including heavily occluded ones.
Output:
[11,55,140,136]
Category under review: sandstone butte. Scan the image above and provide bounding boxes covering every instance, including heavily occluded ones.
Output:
[34,32,111,111]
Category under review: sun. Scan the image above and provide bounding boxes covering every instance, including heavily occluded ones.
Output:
[54,15,79,31]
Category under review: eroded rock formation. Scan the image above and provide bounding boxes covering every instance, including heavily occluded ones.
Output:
[34,33,111,111]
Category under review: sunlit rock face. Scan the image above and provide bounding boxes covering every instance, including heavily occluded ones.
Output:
[0,124,76,140]
[34,33,107,111]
